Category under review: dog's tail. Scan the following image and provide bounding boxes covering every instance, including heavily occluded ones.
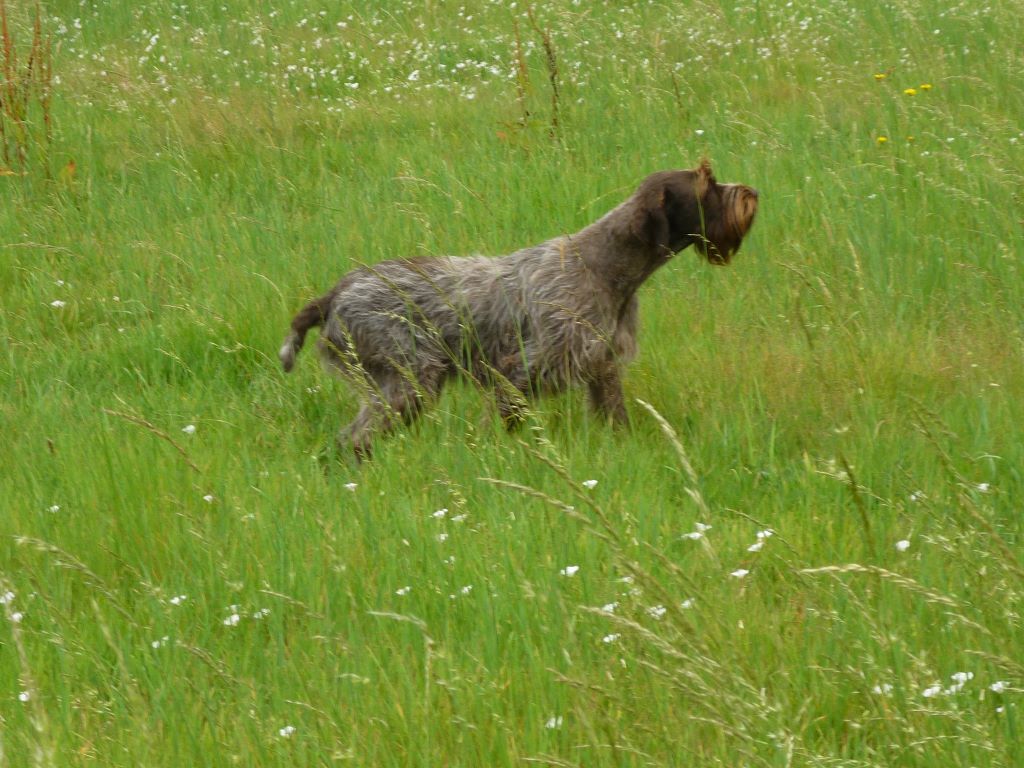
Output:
[279,292,334,372]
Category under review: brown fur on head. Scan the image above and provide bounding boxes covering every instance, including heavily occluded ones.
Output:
[631,159,758,265]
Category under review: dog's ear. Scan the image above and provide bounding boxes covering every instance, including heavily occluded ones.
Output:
[632,184,672,252]
[694,158,715,200]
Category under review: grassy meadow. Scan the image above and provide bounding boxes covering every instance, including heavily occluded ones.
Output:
[2,0,1023,764]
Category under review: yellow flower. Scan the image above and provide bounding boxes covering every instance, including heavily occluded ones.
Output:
[920,83,933,90]
[906,136,915,142]
[876,136,888,145]
[903,87,917,96]
[874,73,887,81]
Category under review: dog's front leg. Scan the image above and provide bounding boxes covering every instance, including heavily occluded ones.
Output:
[587,364,629,428]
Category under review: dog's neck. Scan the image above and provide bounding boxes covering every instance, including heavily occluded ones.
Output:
[571,214,679,304]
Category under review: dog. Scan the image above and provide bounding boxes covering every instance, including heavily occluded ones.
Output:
[280,159,758,458]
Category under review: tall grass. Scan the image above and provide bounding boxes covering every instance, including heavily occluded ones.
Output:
[2,0,1022,765]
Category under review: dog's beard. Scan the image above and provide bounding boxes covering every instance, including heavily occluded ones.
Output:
[696,185,758,264]
[727,185,759,236]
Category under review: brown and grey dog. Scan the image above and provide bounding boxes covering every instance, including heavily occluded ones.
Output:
[280,159,758,458]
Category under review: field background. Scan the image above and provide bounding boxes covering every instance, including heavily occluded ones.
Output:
[2,0,1023,765]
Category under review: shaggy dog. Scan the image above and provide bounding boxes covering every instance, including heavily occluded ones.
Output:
[280,160,758,457]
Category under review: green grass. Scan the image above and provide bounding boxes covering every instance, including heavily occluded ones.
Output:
[2,0,1023,765]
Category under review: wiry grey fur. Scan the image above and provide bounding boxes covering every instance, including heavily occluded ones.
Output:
[280,160,758,458]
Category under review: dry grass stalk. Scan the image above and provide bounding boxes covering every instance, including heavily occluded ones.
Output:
[0,0,51,175]
[526,5,560,140]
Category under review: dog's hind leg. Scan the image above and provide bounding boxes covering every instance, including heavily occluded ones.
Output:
[340,363,445,460]
[340,402,380,462]
[490,354,532,431]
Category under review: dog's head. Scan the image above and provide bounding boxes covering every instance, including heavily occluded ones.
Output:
[631,159,758,265]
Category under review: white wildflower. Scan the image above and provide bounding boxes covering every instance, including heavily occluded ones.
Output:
[223,613,241,627]
[872,683,893,696]
[343,482,357,491]
[694,522,712,533]
[559,565,580,577]
[895,539,911,552]
[601,633,620,644]
[600,602,618,613]
[432,508,448,519]
[18,691,31,702]
[990,681,1009,693]
[680,598,695,609]
[182,424,196,435]
[0,591,14,605]
[647,604,667,620]
[544,716,563,729]
[279,725,296,738]
[582,479,598,489]
[944,671,973,694]
[756,529,774,539]
[202,494,214,503]
[682,531,704,540]
[11,611,23,623]
[48,504,61,513]
[395,586,411,596]
[436,533,449,543]
[169,595,187,606]
[730,569,750,579]
[976,482,991,493]
[747,541,764,552]
[50,299,66,308]
[922,684,942,698]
